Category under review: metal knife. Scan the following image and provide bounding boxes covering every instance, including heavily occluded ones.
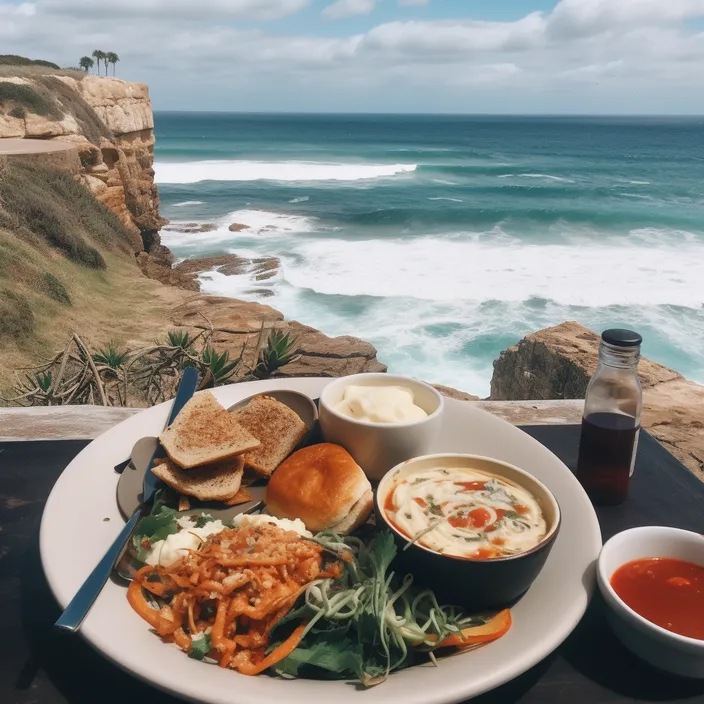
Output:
[55,366,201,632]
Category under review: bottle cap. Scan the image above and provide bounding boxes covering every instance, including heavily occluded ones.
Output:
[601,329,642,348]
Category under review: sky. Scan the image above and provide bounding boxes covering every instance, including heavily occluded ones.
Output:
[2,0,704,113]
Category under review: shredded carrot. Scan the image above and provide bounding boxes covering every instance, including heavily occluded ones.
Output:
[128,524,339,676]
[236,622,308,676]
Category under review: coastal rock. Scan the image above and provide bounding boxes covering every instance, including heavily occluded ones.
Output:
[490,321,704,479]
[229,223,248,232]
[173,254,281,286]
[432,384,480,402]
[136,253,200,291]
[168,223,219,234]
[168,295,386,378]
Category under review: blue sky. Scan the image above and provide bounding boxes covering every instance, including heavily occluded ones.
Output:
[2,0,704,113]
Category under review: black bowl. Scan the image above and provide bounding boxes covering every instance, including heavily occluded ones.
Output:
[375,453,561,610]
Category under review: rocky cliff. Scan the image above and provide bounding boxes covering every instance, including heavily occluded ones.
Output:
[491,322,704,478]
[0,72,386,384]
[0,74,168,269]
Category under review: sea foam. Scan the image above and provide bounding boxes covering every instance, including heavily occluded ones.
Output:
[155,160,417,184]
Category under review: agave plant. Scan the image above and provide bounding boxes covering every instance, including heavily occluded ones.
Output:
[93,342,128,370]
[252,328,299,379]
[197,344,243,388]
[167,329,197,351]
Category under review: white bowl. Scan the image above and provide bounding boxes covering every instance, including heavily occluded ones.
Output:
[319,373,444,480]
[597,526,704,678]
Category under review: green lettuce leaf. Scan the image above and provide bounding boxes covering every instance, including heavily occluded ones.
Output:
[138,504,180,542]
[276,639,364,679]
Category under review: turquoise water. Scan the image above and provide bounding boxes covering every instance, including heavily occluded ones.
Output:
[154,113,704,396]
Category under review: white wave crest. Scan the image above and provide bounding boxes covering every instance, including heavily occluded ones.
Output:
[499,173,575,183]
[428,197,464,203]
[161,209,318,250]
[289,196,310,203]
[278,233,704,308]
[172,201,204,207]
[431,179,458,186]
[155,160,417,184]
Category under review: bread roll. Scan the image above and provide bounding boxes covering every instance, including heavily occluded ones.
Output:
[265,443,373,534]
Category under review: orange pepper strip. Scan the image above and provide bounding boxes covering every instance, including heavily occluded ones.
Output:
[432,609,512,649]
[127,570,162,630]
[235,622,308,676]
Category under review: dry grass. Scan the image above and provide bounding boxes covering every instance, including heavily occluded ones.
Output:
[0,64,85,80]
[0,55,60,69]
[36,76,112,145]
[0,81,62,119]
[0,161,134,267]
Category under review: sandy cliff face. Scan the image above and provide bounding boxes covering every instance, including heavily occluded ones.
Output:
[0,75,164,257]
[491,321,704,478]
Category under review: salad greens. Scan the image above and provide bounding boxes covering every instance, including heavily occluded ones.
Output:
[271,531,491,686]
[131,496,218,563]
[130,501,496,686]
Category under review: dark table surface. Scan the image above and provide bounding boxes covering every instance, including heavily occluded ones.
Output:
[1,427,704,704]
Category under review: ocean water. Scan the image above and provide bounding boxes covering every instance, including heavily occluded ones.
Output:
[154,113,704,397]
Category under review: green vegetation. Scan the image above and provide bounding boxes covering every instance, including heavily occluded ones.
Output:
[86,49,120,76]
[0,55,60,69]
[0,291,34,338]
[252,328,299,378]
[2,324,298,407]
[0,82,61,119]
[9,106,25,119]
[36,76,112,144]
[106,52,120,76]
[0,161,133,269]
[42,272,71,305]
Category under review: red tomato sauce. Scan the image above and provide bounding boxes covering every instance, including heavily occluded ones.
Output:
[610,558,704,640]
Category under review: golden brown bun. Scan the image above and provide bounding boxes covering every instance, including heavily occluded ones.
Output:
[265,443,372,533]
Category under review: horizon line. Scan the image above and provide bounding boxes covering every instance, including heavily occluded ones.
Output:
[152,110,704,118]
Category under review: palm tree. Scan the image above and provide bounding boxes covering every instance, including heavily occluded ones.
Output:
[91,49,106,75]
[79,56,94,73]
[106,52,120,76]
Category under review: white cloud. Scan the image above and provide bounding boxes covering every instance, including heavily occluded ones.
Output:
[42,0,310,20]
[323,0,377,20]
[1,0,704,112]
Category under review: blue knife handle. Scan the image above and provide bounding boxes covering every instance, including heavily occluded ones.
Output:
[54,366,201,633]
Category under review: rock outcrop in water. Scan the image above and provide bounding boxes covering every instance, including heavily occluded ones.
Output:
[490,321,704,478]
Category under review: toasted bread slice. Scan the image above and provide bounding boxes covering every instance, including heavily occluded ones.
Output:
[160,391,260,469]
[234,395,308,477]
[151,456,244,502]
[223,487,254,506]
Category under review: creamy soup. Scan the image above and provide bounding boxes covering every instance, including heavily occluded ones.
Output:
[384,467,547,559]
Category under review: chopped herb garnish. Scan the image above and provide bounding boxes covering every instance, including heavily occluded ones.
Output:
[425,495,443,516]
[189,632,212,660]
[195,514,214,529]
[404,513,412,520]
[411,476,430,485]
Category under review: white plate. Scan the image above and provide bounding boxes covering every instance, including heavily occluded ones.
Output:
[40,378,601,704]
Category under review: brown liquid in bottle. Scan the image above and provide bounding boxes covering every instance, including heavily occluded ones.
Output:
[576,412,639,505]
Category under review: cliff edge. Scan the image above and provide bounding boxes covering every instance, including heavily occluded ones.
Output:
[0,72,385,387]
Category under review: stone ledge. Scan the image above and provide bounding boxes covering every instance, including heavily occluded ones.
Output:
[0,399,585,442]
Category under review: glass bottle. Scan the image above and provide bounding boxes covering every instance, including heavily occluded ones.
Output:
[576,329,643,505]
